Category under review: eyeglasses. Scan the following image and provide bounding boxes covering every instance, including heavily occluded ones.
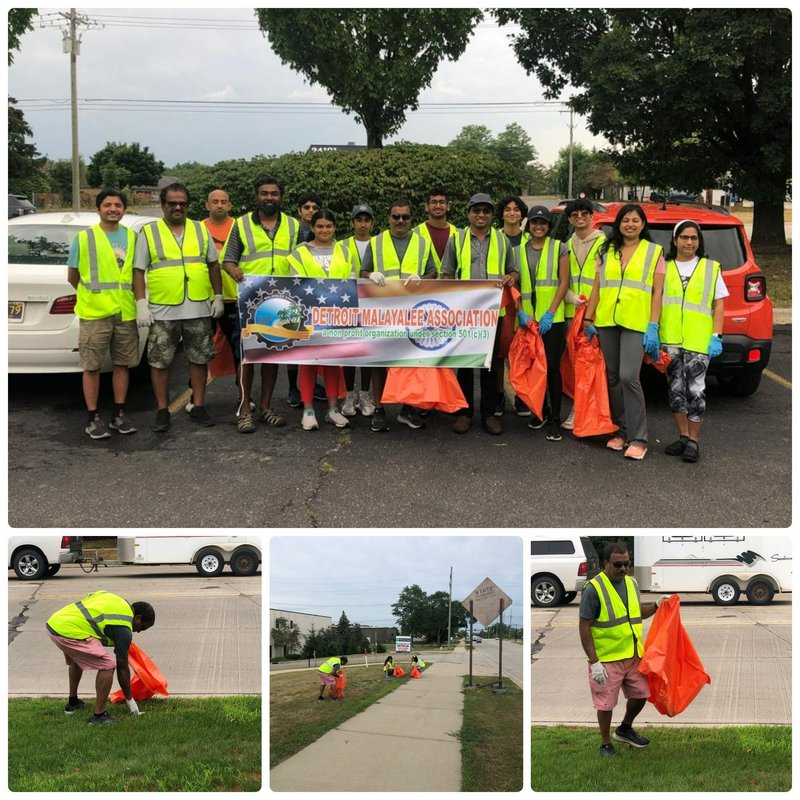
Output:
[391,214,411,221]
[677,234,699,241]
[165,201,188,208]
[428,199,448,205]
[301,203,319,210]
[570,210,591,218]
[470,207,493,215]
[612,560,633,569]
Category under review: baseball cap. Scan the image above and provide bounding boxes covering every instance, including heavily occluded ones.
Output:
[527,205,551,222]
[467,193,494,210]
[351,204,375,219]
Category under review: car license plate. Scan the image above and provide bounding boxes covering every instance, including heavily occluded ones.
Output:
[8,301,25,322]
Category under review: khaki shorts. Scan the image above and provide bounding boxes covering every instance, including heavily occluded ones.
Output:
[147,317,215,369]
[79,316,140,371]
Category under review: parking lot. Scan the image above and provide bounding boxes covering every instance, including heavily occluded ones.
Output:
[531,594,791,725]
[7,323,790,528]
[8,565,261,696]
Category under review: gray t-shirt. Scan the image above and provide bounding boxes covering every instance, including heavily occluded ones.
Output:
[579,576,629,620]
[360,234,437,278]
[439,229,518,279]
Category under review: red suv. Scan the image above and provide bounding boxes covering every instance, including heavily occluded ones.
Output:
[549,200,773,396]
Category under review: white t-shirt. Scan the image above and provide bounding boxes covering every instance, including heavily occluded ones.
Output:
[673,257,729,300]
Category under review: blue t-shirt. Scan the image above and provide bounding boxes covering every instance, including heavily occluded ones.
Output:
[68,227,130,271]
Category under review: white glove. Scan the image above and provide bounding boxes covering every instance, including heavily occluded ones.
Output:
[656,594,673,608]
[136,298,153,328]
[126,698,143,715]
[404,273,421,286]
[368,271,386,286]
[211,294,224,319]
[590,661,608,685]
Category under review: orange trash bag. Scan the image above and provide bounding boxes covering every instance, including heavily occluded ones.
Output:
[381,367,467,413]
[208,325,236,378]
[643,350,672,373]
[496,285,520,359]
[392,665,405,678]
[560,300,588,399]
[508,320,547,420]
[638,595,711,717]
[410,666,421,679]
[328,669,347,698]
[571,328,616,438]
[109,641,170,703]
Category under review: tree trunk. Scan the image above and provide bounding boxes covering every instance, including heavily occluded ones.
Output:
[751,196,788,251]
[365,125,384,149]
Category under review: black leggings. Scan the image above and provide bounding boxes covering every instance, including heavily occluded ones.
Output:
[542,322,565,422]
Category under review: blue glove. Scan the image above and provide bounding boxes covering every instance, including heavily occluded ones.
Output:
[584,323,599,343]
[538,310,555,336]
[516,309,533,328]
[643,322,660,360]
[708,334,723,359]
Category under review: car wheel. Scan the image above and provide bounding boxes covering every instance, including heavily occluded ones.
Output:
[718,370,762,397]
[12,548,49,580]
[230,548,259,576]
[560,592,577,605]
[531,576,564,608]
[46,564,61,577]
[195,548,225,576]
[745,579,775,605]
[711,579,740,605]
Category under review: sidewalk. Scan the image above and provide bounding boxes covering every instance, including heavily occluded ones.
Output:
[270,646,487,792]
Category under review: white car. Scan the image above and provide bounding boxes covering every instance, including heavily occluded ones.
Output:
[531,535,601,608]
[8,211,158,373]
[8,535,83,580]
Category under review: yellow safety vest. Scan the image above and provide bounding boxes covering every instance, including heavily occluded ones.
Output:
[660,258,721,354]
[232,213,300,281]
[288,242,354,279]
[369,230,431,279]
[595,240,662,332]
[517,236,565,324]
[74,224,137,321]
[413,221,456,274]
[566,234,605,318]
[586,573,643,662]
[319,657,342,674]
[143,219,212,306]
[337,235,369,276]
[452,227,509,280]
[47,590,133,646]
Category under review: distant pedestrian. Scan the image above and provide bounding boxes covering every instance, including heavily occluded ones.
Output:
[318,656,348,700]
[383,655,395,678]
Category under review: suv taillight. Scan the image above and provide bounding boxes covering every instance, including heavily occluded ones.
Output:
[578,561,587,576]
[745,275,767,302]
[51,295,77,314]
[60,536,71,548]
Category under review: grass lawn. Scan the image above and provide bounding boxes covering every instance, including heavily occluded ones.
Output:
[270,663,413,767]
[461,680,523,791]
[8,696,261,791]
[756,248,792,307]
[532,725,791,792]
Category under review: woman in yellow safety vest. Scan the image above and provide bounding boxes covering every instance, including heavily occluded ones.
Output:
[584,204,665,460]
[660,220,727,463]
[288,209,352,432]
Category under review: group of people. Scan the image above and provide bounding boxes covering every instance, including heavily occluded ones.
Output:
[71,178,725,460]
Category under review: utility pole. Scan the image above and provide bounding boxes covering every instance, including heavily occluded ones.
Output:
[39,9,102,211]
[567,106,575,200]
[447,567,452,647]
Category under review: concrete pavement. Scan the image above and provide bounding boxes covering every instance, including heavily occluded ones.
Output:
[531,594,791,726]
[270,643,502,791]
[8,565,261,697]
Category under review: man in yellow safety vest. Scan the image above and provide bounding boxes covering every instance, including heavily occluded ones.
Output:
[46,590,155,724]
[578,542,672,757]
[317,656,348,701]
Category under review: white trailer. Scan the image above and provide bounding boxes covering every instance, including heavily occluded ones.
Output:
[633,534,791,605]
[116,536,261,577]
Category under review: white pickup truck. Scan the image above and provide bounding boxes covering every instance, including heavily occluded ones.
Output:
[8,536,83,580]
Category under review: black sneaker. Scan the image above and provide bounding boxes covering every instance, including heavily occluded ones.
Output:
[598,743,618,757]
[546,421,563,441]
[152,407,171,433]
[613,725,650,748]
[681,439,700,463]
[65,698,87,715]
[493,393,506,417]
[189,404,216,427]
[371,408,390,432]
[109,415,137,435]
[528,413,549,430]
[88,711,119,725]
[313,382,327,401]
[665,436,689,455]
[85,418,111,440]
[397,406,426,429]
[514,396,532,417]
[287,387,302,408]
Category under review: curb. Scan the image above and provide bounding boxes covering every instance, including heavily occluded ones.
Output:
[774,308,791,325]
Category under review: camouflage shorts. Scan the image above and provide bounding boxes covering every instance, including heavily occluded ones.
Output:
[664,345,709,421]
[146,317,215,369]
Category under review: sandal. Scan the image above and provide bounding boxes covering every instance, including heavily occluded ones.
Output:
[260,407,285,427]
[624,443,647,460]
[681,439,700,463]
[237,413,256,434]
[606,435,626,451]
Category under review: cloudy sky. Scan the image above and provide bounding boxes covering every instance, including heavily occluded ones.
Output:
[8,7,607,170]
[270,535,524,629]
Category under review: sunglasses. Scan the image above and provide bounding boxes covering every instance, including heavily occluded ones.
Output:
[612,560,633,568]
[391,214,411,221]
[677,234,699,241]
[165,201,188,208]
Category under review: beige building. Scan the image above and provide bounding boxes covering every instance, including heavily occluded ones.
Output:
[269,609,331,659]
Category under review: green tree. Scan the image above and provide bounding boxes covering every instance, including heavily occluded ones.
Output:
[427,590,467,646]
[270,616,301,656]
[449,125,494,154]
[551,144,620,200]
[391,584,431,639]
[301,625,324,659]
[87,141,164,188]
[256,9,483,148]
[47,158,86,205]
[491,123,538,189]
[8,97,46,195]
[494,8,791,250]
[9,8,37,65]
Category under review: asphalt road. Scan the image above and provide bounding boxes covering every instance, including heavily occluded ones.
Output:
[8,565,261,697]
[531,593,791,725]
[8,324,790,527]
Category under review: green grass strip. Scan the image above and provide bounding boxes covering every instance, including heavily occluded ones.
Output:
[8,696,261,791]
[532,725,792,791]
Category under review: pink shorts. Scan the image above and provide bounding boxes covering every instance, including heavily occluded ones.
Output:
[588,655,650,711]
[318,671,336,686]
[47,631,116,671]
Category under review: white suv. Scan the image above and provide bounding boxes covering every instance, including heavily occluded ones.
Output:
[531,535,600,607]
[8,536,83,580]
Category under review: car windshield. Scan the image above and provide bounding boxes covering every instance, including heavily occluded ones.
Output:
[8,225,88,265]
[600,224,747,271]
